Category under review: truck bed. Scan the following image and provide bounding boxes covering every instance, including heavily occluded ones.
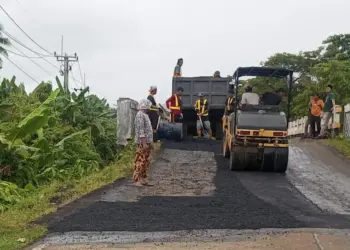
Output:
[172,77,230,109]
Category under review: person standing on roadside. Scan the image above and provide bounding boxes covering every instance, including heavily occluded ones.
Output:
[318,85,336,139]
[310,94,324,138]
[301,95,313,139]
[147,86,159,142]
[133,99,154,186]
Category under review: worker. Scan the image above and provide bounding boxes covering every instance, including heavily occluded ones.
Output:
[166,87,184,122]
[194,93,213,138]
[173,58,183,77]
[310,93,324,137]
[213,70,221,78]
[147,85,159,142]
[318,84,336,139]
[261,88,286,105]
[224,90,235,116]
[240,83,260,106]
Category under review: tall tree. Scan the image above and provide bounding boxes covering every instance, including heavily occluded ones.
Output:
[0,24,11,69]
[321,34,350,61]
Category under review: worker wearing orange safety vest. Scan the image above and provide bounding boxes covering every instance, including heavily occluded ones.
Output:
[166,87,184,122]
[194,93,213,138]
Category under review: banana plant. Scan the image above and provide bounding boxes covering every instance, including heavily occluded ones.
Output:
[6,88,61,145]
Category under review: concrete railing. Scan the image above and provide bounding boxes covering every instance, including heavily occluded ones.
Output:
[288,105,345,137]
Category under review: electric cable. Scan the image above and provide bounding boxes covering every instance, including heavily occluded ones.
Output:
[4,56,40,83]
[0,5,53,56]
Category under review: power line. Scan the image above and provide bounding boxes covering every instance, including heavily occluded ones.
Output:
[67,61,83,84]
[6,49,42,58]
[70,69,80,88]
[2,29,60,71]
[10,43,53,75]
[4,56,40,83]
[77,60,84,83]
[0,5,53,56]
[2,29,53,58]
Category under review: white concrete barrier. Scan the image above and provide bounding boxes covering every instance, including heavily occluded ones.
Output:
[288,104,345,136]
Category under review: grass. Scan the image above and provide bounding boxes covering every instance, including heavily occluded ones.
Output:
[0,143,161,250]
[324,138,350,158]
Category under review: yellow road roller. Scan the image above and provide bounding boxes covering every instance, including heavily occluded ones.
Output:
[222,66,294,173]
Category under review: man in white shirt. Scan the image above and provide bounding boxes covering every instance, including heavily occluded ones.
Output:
[240,83,260,106]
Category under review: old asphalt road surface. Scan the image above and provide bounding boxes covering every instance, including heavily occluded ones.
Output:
[31,139,350,249]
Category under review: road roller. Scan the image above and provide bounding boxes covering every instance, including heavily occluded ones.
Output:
[222,66,294,173]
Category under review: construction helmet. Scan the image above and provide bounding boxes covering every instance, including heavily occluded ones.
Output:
[149,85,157,91]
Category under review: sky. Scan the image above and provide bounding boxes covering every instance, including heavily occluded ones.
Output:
[0,0,349,105]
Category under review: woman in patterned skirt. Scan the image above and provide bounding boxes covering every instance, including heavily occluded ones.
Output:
[133,99,154,186]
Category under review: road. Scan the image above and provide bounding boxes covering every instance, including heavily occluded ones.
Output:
[31,139,350,249]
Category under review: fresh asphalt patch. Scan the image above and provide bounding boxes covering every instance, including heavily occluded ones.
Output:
[39,140,350,234]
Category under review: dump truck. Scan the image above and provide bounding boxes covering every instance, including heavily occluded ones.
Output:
[222,66,294,173]
[157,75,234,141]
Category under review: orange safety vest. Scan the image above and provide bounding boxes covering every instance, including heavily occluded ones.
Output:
[169,94,180,110]
[195,99,208,116]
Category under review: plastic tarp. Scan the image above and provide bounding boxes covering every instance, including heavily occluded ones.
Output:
[117,98,138,146]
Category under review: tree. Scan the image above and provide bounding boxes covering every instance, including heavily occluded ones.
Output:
[0,24,11,69]
[320,34,350,61]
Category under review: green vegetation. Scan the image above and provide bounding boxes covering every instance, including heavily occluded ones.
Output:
[0,24,11,67]
[0,75,141,249]
[0,76,120,211]
[245,33,350,154]
[1,31,350,249]
[245,33,350,120]
[324,138,350,158]
[0,143,136,250]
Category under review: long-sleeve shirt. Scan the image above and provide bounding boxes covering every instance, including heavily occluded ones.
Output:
[134,111,153,144]
[166,94,182,115]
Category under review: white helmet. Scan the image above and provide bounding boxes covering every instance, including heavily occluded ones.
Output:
[149,85,157,91]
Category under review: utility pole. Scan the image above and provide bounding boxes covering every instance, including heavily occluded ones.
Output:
[54,36,79,93]
[55,52,78,93]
